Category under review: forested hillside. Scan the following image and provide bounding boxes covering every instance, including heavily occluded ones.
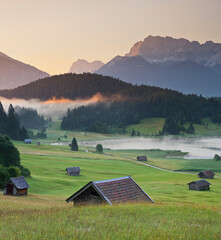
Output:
[61,94,221,134]
[0,73,130,100]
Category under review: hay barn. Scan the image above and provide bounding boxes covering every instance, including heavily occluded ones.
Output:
[66,167,81,176]
[187,180,211,191]
[4,176,30,196]
[66,176,154,205]
[137,156,147,161]
[198,170,215,179]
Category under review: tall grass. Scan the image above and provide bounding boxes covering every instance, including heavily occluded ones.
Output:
[0,196,220,240]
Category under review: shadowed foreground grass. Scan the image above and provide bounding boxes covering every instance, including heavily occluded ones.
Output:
[0,195,220,240]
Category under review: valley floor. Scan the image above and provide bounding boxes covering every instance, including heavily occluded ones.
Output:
[0,140,220,239]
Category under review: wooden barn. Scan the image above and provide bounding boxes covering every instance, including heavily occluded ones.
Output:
[66,176,154,205]
[137,156,147,161]
[4,176,30,196]
[198,170,215,179]
[187,180,211,191]
[66,167,81,176]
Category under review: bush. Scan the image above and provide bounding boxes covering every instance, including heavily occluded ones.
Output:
[214,154,221,161]
[20,165,31,177]
[96,144,103,153]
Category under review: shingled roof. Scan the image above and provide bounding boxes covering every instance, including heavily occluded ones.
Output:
[7,176,30,189]
[66,167,81,173]
[187,180,211,187]
[198,170,215,178]
[66,176,154,205]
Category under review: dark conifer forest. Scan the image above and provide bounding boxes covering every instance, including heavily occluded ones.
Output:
[0,102,29,140]
[15,106,46,129]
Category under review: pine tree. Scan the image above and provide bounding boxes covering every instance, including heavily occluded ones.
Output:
[0,101,7,135]
[7,104,21,140]
[71,137,78,151]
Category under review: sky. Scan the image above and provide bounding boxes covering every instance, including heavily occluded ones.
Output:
[1,0,221,75]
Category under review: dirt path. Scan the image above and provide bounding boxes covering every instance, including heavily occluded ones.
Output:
[135,160,221,177]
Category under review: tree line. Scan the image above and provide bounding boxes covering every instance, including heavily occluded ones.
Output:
[15,106,47,129]
[61,93,221,135]
[0,102,29,140]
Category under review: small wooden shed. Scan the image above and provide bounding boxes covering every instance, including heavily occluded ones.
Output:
[4,176,30,196]
[66,167,81,176]
[187,180,211,191]
[137,156,147,161]
[24,139,32,144]
[66,176,154,205]
[198,170,215,179]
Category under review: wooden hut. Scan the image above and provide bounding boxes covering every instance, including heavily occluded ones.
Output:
[198,170,215,179]
[187,180,211,191]
[4,176,30,196]
[66,176,154,205]
[137,156,147,161]
[66,167,81,176]
[24,139,32,144]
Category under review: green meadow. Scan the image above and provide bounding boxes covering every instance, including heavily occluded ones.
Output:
[0,138,220,239]
[126,117,221,136]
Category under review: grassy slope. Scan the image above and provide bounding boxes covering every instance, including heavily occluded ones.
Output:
[39,120,121,144]
[1,118,221,239]
[111,149,221,174]
[126,117,221,136]
[126,118,165,135]
[0,142,220,239]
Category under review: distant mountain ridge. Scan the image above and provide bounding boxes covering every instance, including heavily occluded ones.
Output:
[69,59,104,74]
[0,51,50,89]
[96,36,221,96]
[126,35,221,71]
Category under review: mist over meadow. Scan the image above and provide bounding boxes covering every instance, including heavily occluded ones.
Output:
[0,96,101,118]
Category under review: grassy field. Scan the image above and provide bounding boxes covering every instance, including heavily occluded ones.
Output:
[1,118,221,239]
[0,141,221,239]
[184,118,221,136]
[126,118,165,135]
[126,117,221,137]
[43,120,121,143]
[109,149,221,174]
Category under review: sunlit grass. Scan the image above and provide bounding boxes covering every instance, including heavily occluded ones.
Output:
[0,197,220,240]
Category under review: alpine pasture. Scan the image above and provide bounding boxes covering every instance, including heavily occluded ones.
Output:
[0,132,220,239]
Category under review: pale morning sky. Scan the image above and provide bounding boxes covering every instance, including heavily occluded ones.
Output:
[1,0,221,75]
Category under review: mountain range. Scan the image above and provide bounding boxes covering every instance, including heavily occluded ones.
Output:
[0,51,50,89]
[69,59,104,74]
[96,36,221,97]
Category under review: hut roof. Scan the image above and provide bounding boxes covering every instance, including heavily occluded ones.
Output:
[66,167,81,173]
[6,176,30,189]
[198,170,215,177]
[137,156,147,161]
[187,180,211,187]
[66,176,154,205]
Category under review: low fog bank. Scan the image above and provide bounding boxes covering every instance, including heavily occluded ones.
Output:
[0,94,105,118]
